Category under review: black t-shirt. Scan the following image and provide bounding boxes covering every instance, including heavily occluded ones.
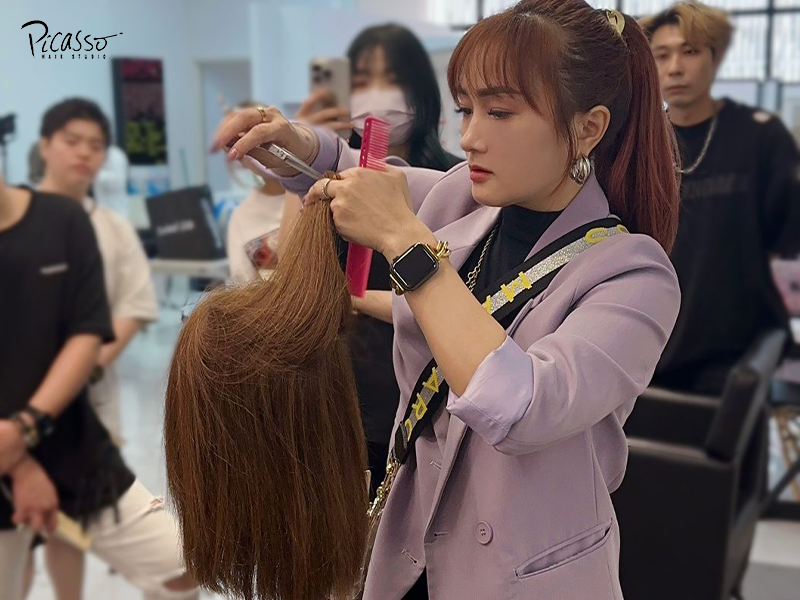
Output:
[0,189,135,528]
[653,99,800,394]
[460,205,563,303]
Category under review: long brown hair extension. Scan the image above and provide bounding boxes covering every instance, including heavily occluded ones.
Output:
[164,201,369,600]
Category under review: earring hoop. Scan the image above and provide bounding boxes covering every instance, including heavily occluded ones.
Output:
[569,154,591,185]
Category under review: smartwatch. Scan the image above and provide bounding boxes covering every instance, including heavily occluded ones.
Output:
[389,241,450,295]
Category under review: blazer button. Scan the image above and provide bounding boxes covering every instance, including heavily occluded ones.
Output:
[475,521,493,545]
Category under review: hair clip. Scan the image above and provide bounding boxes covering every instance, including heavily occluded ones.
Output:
[605,10,626,38]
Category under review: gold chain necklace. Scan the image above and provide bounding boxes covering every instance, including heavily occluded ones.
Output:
[465,223,498,292]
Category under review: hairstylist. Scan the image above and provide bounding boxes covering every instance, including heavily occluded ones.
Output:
[283,24,462,496]
[213,2,681,598]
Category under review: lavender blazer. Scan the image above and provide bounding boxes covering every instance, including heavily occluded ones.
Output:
[276,129,681,600]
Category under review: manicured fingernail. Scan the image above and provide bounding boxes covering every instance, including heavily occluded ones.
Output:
[227,147,238,161]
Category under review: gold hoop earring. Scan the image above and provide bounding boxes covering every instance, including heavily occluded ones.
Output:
[569,154,591,185]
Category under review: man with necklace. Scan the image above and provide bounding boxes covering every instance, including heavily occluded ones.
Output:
[642,1,800,394]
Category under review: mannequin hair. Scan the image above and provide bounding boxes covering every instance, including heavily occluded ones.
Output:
[164,201,368,600]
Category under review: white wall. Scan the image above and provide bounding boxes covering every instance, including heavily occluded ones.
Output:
[201,60,251,190]
[0,0,204,187]
[0,0,461,188]
[249,3,461,111]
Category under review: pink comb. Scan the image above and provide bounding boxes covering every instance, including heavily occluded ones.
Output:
[346,116,390,297]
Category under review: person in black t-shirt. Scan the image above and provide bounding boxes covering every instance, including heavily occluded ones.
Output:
[0,173,197,600]
[642,2,800,394]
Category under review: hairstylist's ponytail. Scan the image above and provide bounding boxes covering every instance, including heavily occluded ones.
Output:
[594,14,680,253]
[164,202,368,600]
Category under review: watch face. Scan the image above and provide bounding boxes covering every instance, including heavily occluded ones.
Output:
[393,244,438,289]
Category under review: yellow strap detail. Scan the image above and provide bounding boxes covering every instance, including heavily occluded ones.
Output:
[413,394,428,420]
[501,283,515,302]
[422,368,440,393]
[584,227,610,245]
[519,272,532,289]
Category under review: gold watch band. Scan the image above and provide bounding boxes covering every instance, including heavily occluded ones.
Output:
[426,240,451,261]
[389,240,450,296]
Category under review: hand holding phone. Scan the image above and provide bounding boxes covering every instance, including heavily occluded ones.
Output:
[297,58,352,137]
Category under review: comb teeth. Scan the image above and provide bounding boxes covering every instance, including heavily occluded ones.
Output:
[359,117,390,171]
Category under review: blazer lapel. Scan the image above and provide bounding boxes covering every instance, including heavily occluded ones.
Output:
[527,173,611,259]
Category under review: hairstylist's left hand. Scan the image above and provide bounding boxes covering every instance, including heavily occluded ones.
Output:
[305,166,430,259]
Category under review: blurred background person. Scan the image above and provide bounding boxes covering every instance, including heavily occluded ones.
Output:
[37,98,159,445]
[344,23,462,170]
[0,167,196,600]
[281,23,463,495]
[19,97,190,600]
[642,1,800,395]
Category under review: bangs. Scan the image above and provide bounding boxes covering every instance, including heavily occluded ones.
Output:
[447,10,565,118]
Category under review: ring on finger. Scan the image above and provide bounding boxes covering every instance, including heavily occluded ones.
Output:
[321,178,334,201]
[256,106,268,122]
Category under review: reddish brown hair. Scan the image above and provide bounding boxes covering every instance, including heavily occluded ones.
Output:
[164,202,368,600]
[448,0,680,252]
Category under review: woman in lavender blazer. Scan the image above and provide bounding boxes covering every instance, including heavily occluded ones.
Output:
[214,2,681,598]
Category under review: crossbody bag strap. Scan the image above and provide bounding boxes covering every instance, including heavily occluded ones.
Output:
[391,217,627,464]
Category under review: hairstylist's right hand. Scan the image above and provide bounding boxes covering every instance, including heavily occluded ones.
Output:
[210,106,319,177]
[296,88,352,133]
[10,455,59,535]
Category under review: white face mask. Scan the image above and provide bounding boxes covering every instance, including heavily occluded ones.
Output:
[350,88,415,146]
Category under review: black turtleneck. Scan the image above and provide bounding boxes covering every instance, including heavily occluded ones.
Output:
[459,204,563,294]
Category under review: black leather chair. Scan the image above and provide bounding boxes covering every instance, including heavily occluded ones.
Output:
[613,329,786,600]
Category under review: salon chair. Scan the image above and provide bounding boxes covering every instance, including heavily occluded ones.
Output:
[613,329,786,600]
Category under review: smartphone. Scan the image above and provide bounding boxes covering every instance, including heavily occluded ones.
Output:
[310,57,351,138]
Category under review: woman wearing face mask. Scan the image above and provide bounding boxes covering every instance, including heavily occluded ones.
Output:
[283,24,462,496]
[345,24,462,170]
[215,1,680,597]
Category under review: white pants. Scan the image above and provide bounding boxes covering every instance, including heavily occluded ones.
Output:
[0,480,197,600]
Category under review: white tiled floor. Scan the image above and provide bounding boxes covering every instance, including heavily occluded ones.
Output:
[23,280,800,599]
[751,521,800,569]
